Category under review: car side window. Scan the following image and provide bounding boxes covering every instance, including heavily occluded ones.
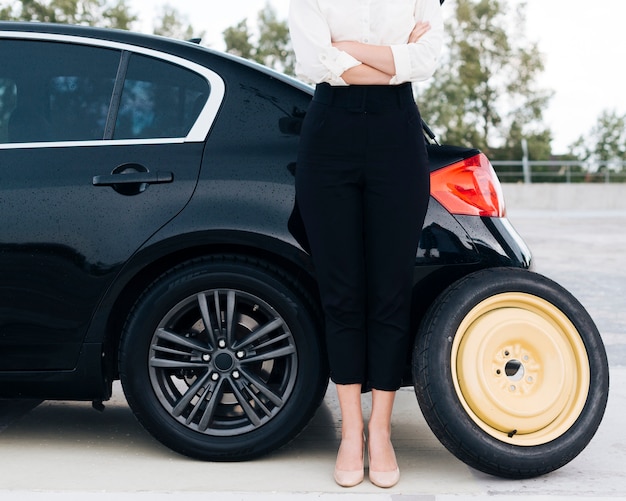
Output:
[114,54,210,140]
[0,40,119,143]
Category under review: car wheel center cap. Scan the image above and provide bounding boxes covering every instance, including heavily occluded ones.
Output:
[214,352,235,371]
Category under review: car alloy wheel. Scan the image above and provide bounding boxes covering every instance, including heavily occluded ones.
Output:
[148,288,298,436]
[120,255,327,460]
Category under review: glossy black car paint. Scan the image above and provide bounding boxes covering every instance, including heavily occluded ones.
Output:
[0,22,531,400]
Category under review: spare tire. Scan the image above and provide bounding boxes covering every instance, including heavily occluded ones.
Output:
[413,267,609,478]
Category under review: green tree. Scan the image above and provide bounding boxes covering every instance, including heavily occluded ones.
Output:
[571,109,626,175]
[223,19,255,59]
[0,1,202,39]
[100,0,136,30]
[256,3,294,75]
[223,3,294,75]
[153,4,203,41]
[0,0,137,28]
[418,0,553,161]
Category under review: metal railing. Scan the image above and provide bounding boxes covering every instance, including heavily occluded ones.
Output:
[491,160,626,183]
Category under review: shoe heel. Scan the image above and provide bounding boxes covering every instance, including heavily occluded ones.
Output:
[333,437,365,488]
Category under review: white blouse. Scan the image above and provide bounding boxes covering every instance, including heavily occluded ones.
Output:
[288,0,444,86]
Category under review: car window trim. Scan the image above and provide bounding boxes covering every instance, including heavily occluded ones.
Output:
[0,30,225,149]
[103,50,131,140]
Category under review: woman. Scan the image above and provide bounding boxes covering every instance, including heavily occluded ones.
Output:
[288,0,444,488]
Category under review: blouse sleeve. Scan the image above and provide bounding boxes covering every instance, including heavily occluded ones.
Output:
[288,0,361,86]
[389,0,444,84]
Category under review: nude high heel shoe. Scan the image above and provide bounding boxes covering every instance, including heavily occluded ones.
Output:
[333,436,365,487]
[368,440,400,488]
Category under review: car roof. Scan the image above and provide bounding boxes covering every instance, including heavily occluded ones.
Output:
[0,20,208,54]
[0,21,312,94]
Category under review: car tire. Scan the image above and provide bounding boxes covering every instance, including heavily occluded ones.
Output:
[119,254,328,461]
[413,267,609,479]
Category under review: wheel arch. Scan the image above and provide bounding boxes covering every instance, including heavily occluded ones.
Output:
[92,230,322,384]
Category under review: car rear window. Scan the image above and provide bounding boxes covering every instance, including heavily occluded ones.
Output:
[114,53,210,140]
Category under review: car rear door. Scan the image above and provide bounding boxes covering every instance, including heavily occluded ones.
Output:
[0,35,223,371]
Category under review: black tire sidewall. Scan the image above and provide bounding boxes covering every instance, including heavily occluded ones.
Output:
[120,257,327,460]
[413,267,609,478]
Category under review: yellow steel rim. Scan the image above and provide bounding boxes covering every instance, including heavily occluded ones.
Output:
[451,292,590,446]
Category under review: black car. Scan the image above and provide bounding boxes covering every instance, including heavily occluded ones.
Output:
[0,22,609,479]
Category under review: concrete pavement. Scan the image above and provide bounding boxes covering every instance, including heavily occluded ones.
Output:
[1,210,625,500]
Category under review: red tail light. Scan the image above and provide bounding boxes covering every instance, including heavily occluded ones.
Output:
[430,153,506,217]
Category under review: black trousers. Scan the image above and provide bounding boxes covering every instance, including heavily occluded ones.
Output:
[296,83,430,391]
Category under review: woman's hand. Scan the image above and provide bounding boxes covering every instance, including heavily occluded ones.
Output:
[331,20,432,85]
[332,40,396,78]
[409,21,431,43]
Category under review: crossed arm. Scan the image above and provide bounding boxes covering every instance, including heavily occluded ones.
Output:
[333,22,431,85]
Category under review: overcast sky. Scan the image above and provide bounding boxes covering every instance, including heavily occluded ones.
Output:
[129,0,624,154]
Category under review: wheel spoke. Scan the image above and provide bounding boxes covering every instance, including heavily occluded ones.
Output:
[240,367,284,407]
[172,372,212,417]
[243,345,296,364]
[150,358,207,369]
[253,332,291,351]
[213,290,222,332]
[198,377,227,432]
[186,382,214,425]
[197,293,218,349]
[238,376,272,417]
[152,344,194,358]
[229,380,262,426]
[155,327,207,352]
[225,290,236,346]
[233,317,284,350]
